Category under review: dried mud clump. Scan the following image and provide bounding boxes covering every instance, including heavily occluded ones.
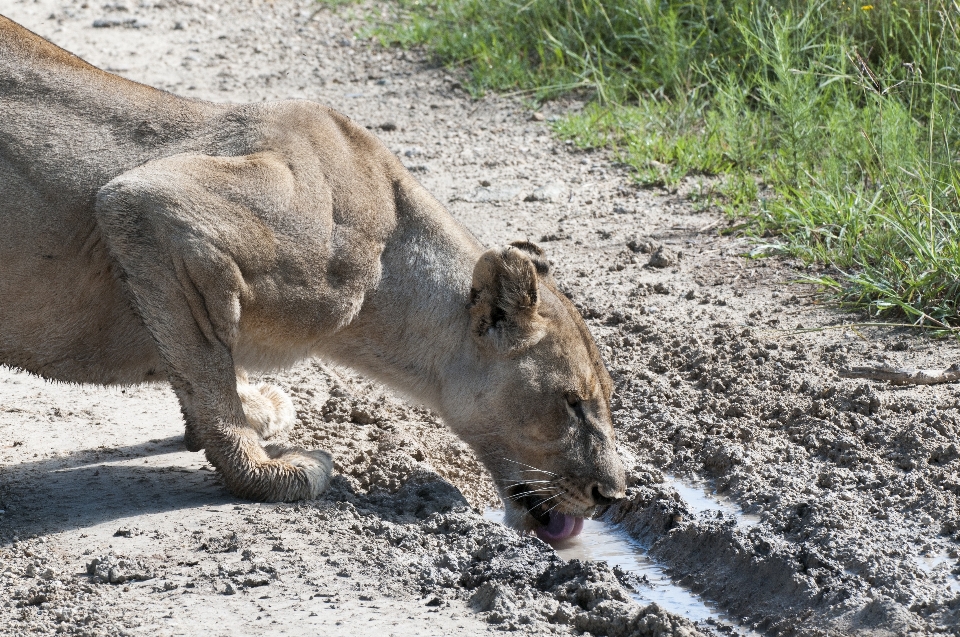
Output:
[312,475,706,637]
[86,553,155,584]
[647,246,677,269]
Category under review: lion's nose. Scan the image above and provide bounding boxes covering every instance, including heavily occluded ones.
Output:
[589,482,625,506]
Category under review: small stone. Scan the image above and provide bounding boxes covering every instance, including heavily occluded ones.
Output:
[114,528,133,538]
[86,552,154,584]
[350,408,377,425]
[627,238,656,254]
[647,246,676,268]
[223,581,237,595]
[479,180,491,187]
[92,17,149,28]
[379,122,397,131]
[463,186,522,203]
[530,112,545,121]
[243,577,270,588]
[523,181,565,203]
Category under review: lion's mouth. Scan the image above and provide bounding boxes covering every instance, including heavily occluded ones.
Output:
[507,483,584,542]
[508,483,553,525]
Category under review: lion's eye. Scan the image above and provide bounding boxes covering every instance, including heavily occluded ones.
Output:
[564,392,586,421]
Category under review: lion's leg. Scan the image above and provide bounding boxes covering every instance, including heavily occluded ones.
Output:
[175,372,294,450]
[95,158,332,501]
[164,379,204,451]
[236,371,296,440]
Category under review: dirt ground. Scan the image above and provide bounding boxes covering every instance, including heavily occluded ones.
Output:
[2,0,960,635]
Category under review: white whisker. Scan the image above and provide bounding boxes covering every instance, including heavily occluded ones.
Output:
[501,458,559,477]
[506,488,557,501]
[523,491,564,512]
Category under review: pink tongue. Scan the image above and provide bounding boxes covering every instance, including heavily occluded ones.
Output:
[535,512,584,542]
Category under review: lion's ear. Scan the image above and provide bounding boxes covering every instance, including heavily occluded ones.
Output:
[469,246,546,351]
[508,240,551,277]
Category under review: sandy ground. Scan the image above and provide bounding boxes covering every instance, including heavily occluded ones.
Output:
[2,0,960,635]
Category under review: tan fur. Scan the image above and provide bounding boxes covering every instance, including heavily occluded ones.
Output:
[236,374,296,440]
[0,16,624,527]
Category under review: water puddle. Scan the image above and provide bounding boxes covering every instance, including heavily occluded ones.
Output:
[911,551,960,595]
[666,475,761,528]
[483,508,757,635]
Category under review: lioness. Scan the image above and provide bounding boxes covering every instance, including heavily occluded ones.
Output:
[0,16,625,539]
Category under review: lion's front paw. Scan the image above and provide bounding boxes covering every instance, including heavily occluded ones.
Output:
[209,429,333,502]
[238,383,295,440]
[262,444,333,499]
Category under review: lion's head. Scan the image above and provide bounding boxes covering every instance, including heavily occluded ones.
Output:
[443,241,626,539]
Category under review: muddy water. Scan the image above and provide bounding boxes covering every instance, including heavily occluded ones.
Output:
[666,476,762,527]
[484,507,757,635]
[483,474,767,634]
[912,551,960,595]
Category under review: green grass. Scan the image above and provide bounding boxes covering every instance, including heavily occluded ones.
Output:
[376,0,960,330]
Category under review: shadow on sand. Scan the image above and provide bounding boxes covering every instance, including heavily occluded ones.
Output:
[0,435,237,538]
[0,435,468,540]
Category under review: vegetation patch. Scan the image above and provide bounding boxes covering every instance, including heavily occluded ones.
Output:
[378,0,960,329]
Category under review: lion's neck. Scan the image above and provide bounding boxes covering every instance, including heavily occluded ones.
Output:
[323,178,483,414]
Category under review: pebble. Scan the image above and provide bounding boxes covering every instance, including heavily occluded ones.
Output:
[92,17,149,28]
[524,181,565,203]
[627,237,656,254]
[463,186,522,203]
[648,246,676,268]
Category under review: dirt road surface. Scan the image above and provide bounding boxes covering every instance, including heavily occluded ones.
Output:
[2,1,959,635]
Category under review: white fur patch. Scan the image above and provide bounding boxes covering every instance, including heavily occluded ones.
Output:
[238,383,296,439]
